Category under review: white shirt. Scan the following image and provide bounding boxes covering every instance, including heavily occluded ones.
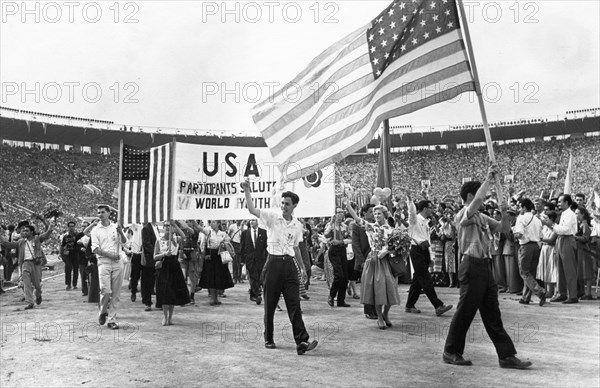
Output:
[202,227,227,249]
[127,223,143,253]
[591,218,600,237]
[553,208,578,236]
[91,223,121,260]
[259,209,303,256]
[407,200,430,245]
[228,223,242,243]
[514,212,543,244]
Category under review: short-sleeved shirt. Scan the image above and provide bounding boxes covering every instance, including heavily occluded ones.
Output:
[91,223,121,260]
[259,209,303,256]
[455,207,502,259]
[202,227,227,250]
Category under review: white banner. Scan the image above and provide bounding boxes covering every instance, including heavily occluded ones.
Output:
[172,142,335,220]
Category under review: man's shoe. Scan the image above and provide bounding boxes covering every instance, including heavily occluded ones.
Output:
[36,296,42,305]
[443,352,472,366]
[580,295,594,300]
[499,356,532,369]
[131,294,136,302]
[144,305,152,312]
[99,312,108,325]
[538,293,547,306]
[365,313,378,320]
[82,292,88,297]
[73,286,78,290]
[66,286,71,291]
[256,295,262,305]
[405,307,422,313]
[250,296,257,302]
[337,302,351,307]
[436,305,453,316]
[265,341,276,349]
[24,303,34,310]
[327,296,334,307]
[107,322,119,330]
[518,299,530,305]
[296,340,318,355]
[562,298,579,304]
[301,294,310,300]
[550,295,567,303]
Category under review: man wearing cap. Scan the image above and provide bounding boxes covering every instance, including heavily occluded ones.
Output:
[0,215,54,309]
[91,205,128,329]
[241,181,318,355]
[61,221,80,291]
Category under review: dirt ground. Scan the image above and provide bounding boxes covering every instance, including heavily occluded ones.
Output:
[1,258,598,388]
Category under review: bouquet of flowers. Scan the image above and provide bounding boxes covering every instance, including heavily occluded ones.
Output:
[386,228,411,258]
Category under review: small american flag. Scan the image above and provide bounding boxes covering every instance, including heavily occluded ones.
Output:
[118,143,174,225]
[252,0,474,182]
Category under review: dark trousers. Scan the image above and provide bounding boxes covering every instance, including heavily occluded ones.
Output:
[406,245,443,309]
[247,256,265,298]
[518,243,544,302]
[129,254,142,295]
[4,253,15,281]
[328,245,348,304]
[140,265,155,307]
[63,255,79,287]
[444,256,517,359]
[78,260,88,295]
[232,242,242,281]
[263,254,310,345]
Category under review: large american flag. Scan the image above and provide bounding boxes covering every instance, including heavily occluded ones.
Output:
[118,143,174,225]
[252,0,475,182]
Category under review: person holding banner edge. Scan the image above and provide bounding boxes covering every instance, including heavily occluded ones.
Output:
[240,180,318,355]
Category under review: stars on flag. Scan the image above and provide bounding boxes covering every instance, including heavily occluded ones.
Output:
[367,0,461,79]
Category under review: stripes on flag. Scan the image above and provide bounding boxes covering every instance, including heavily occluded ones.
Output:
[119,143,174,225]
[252,0,475,182]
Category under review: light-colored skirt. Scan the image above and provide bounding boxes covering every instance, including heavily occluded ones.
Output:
[360,253,401,306]
[537,244,557,283]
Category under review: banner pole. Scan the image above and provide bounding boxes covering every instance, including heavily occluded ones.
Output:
[457,0,495,163]
[117,140,124,225]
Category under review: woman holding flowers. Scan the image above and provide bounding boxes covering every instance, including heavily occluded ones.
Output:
[345,200,402,330]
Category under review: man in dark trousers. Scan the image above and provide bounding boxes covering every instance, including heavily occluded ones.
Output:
[240,219,268,304]
[405,196,452,316]
[241,181,318,355]
[351,203,377,319]
[61,221,80,291]
[443,164,532,369]
[141,222,160,311]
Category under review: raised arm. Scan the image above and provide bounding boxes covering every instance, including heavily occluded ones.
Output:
[241,180,261,218]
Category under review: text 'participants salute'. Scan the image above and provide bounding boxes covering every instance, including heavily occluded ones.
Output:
[241,180,318,355]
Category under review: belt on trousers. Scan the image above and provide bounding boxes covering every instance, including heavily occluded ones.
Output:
[463,255,492,263]
[268,254,294,260]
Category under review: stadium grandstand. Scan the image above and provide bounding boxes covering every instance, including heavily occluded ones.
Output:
[1,105,599,246]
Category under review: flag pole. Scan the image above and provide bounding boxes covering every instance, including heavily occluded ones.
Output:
[117,139,124,225]
[457,0,495,163]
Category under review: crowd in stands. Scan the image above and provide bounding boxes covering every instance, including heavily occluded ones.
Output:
[339,137,600,203]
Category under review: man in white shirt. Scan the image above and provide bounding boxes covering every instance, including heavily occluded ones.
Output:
[542,194,578,303]
[405,196,452,316]
[91,205,128,329]
[513,198,546,306]
[241,181,317,355]
[228,220,244,283]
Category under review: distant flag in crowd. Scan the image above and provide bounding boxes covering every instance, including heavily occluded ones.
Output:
[252,0,475,182]
[564,153,573,195]
[118,143,174,225]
